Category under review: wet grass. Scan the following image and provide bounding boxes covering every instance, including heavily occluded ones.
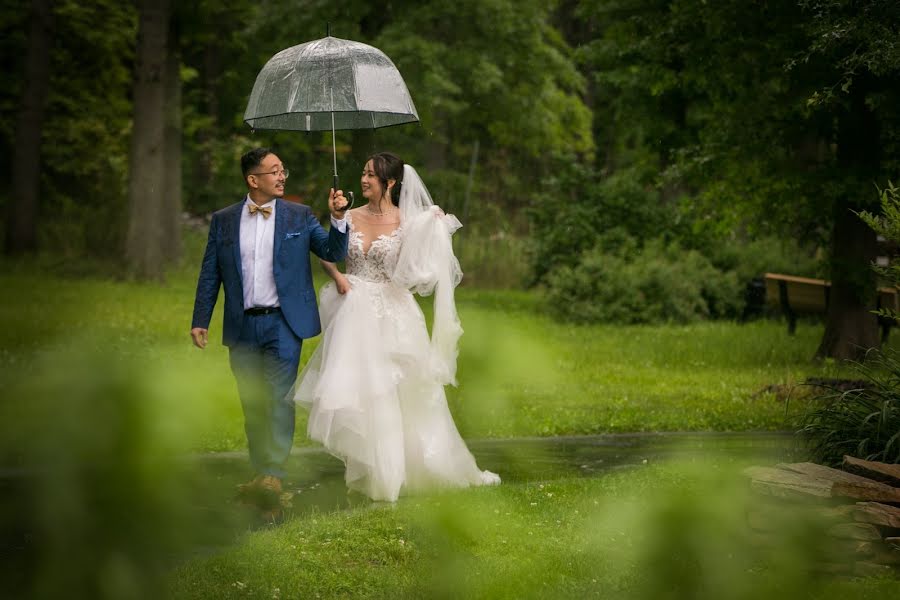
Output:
[2,245,896,598]
[0,250,862,453]
[168,457,897,599]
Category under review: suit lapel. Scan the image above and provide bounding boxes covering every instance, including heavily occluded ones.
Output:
[273,198,285,263]
[231,202,243,287]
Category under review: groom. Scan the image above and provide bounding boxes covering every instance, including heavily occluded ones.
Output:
[190,147,349,503]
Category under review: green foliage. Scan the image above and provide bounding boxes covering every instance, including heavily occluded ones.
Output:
[706,235,824,285]
[859,182,900,321]
[799,349,900,466]
[543,231,742,324]
[375,0,593,164]
[1,0,137,256]
[574,0,900,290]
[527,162,675,286]
[0,349,234,599]
[173,0,594,221]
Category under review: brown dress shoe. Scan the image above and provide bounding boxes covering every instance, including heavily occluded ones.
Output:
[237,475,263,495]
[258,475,283,495]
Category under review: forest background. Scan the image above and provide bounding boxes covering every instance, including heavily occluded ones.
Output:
[3,0,900,361]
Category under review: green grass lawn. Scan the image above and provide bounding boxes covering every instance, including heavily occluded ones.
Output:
[2,248,897,599]
[167,458,897,599]
[0,253,859,454]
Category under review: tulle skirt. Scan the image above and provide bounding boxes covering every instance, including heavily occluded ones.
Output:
[294,277,500,501]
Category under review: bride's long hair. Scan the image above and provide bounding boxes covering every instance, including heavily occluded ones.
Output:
[368,152,404,206]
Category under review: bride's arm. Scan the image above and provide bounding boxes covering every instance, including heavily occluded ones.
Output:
[320,259,352,294]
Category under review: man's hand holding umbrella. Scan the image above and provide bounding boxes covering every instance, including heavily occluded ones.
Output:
[329,188,351,219]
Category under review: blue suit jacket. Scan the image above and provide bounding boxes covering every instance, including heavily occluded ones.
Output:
[191,198,349,346]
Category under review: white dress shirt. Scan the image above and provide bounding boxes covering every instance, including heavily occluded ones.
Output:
[240,197,279,309]
[240,196,348,309]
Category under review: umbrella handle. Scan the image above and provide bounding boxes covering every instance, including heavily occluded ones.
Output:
[333,175,355,211]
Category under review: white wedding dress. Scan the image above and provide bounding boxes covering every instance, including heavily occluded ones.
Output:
[294,182,500,502]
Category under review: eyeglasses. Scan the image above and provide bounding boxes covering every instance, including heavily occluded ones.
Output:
[250,168,289,179]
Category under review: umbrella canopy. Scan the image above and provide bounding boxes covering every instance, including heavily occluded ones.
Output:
[244,36,419,132]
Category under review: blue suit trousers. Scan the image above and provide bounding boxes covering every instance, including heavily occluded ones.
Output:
[228,311,301,478]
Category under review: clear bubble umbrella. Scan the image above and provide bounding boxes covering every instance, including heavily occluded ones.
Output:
[244,33,419,204]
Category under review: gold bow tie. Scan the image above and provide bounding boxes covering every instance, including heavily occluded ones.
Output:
[248,203,273,219]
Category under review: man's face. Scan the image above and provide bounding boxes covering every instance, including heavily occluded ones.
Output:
[247,153,286,200]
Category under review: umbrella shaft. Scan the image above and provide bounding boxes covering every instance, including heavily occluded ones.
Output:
[332,110,337,177]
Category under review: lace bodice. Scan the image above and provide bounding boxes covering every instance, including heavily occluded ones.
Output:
[346,216,402,284]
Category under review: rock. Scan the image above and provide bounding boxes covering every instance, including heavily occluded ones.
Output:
[744,466,834,499]
[744,465,900,503]
[842,456,900,488]
[773,462,900,504]
[850,502,900,529]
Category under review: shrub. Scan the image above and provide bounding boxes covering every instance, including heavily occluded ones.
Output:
[798,349,900,466]
[526,163,676,286]
[859,182,900,322]
[705,235,823,285]
[544,231,743,324]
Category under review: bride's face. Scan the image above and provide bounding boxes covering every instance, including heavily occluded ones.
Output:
[360,160,383,201]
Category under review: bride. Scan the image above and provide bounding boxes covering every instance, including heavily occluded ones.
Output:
[294,152,500,502]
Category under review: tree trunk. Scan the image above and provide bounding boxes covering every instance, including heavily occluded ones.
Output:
[815,203,880,361]
[193,41,220,212]
[5,0,53,256]
[162,14,182,264]
[125,0,170,280]
[815,82,882,361]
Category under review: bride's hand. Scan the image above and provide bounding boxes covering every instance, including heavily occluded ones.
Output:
[335,274,352,295]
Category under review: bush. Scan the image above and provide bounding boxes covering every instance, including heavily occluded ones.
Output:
[544,231,743,324]
[705,235,823,285]
[798,349,900,466]
[526,163,677,287]
[859,182,900,321]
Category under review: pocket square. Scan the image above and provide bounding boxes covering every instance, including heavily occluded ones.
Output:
[284,231,304,239]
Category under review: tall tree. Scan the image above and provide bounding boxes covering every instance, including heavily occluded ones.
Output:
[576,0,900,360]
[162,14,181,264]
[125,0,170,280]
[6,0,53,256]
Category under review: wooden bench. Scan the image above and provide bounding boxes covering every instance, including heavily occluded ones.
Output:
[763,273,899,341]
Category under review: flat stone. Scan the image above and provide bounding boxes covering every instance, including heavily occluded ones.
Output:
[843,456,900,488]
[851,502,900,529]
[743,466,834,499]
[773,462,900,503]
